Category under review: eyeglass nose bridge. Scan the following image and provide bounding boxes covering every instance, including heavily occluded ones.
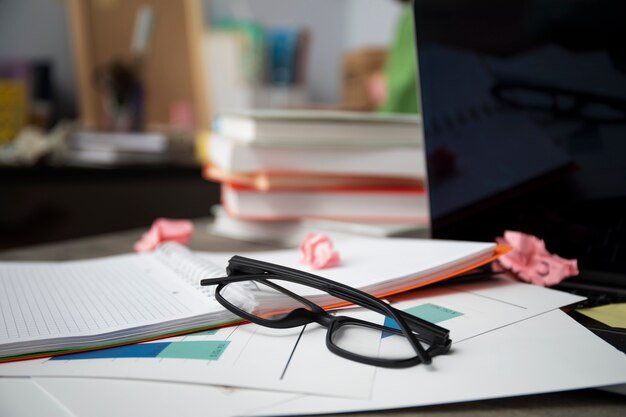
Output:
[264,307,324,328]
[312,309,335,328]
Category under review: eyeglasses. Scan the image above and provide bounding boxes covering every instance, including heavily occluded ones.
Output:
[200,255,451,368]
[492,81,626,124]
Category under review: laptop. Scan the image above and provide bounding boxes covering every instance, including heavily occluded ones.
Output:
[412,0,626,350]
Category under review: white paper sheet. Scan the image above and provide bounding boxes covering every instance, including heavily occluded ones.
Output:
[31,377,296,417]
[5,309,624,417]
[248,309,626,416]
[0,278,583,399]
[200,237,496,299]
[0,377,76,417]
[0,321,376,398]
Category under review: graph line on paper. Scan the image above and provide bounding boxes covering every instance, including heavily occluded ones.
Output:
[280,324,308,380]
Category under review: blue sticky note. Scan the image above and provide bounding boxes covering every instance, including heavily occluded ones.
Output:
[51,342,170,360]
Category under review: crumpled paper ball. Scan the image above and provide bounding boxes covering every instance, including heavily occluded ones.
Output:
[299,233,340,270]
[494,230,579,286]
[134,218,194,252]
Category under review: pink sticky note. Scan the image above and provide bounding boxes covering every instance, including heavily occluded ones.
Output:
[134,218,194,252]
[495,230,579,286]
[299,233,340,270]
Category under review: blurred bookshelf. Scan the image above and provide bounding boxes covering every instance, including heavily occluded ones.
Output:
[0,0,405,249]
[0,164,219,250]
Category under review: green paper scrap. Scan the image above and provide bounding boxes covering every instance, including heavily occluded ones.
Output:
[577,303,626,329]
[158,341,230,361]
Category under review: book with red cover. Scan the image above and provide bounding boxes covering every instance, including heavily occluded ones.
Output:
[222,182,429,223]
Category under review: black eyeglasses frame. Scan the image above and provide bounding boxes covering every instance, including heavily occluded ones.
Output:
[200,255,452,368]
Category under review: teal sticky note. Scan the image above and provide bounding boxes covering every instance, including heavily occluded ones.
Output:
[404,303,463,323]
[158,341,230,360]
[383,303,463,337]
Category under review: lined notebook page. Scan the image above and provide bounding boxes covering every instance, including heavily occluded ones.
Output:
[0,245,225,347]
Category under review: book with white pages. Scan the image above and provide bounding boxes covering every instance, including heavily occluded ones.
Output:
[0,238,505,362]
[208,204,429,245]
[208,133,425,179]
[212,109,423,147]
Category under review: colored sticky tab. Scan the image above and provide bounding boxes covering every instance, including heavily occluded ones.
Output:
[577,303,626,329]
[158,341,230,360]
[404,303,464,324]
[51,342,170,360]
[383,303,463,338]
[50,340,231,361]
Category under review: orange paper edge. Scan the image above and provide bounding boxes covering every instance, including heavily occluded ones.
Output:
[322,244,511,310]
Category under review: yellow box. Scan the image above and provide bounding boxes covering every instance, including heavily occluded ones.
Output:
[0,80,28,144]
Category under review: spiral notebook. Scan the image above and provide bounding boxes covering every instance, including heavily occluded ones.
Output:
[0,238,504,363]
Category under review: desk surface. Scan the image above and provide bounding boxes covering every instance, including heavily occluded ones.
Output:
[0,220,624,417]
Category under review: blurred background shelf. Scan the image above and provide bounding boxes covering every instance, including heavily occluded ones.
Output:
[0,0,408,249]
[0,164,219,250]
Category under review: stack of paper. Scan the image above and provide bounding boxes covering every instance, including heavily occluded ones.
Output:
[2,243,625,417]
[202,109,428,226]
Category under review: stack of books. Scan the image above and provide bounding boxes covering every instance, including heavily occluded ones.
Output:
[201,109,429,241]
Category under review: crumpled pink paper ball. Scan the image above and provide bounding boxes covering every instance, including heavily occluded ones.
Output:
[299,233,340,270]
[134,218,194,252]
[494,230,579,286]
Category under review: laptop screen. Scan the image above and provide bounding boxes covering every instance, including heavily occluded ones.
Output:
[413,0,626,275]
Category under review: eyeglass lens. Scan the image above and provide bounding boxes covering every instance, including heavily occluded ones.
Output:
[219,279,316,321]
[218,277,432,363]
[331,320,427,362]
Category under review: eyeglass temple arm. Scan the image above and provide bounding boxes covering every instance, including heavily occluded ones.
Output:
[323,287,449,346]
[222,256,450,346]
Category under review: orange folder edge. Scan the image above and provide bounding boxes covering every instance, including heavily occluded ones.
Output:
[323,244,512,310]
